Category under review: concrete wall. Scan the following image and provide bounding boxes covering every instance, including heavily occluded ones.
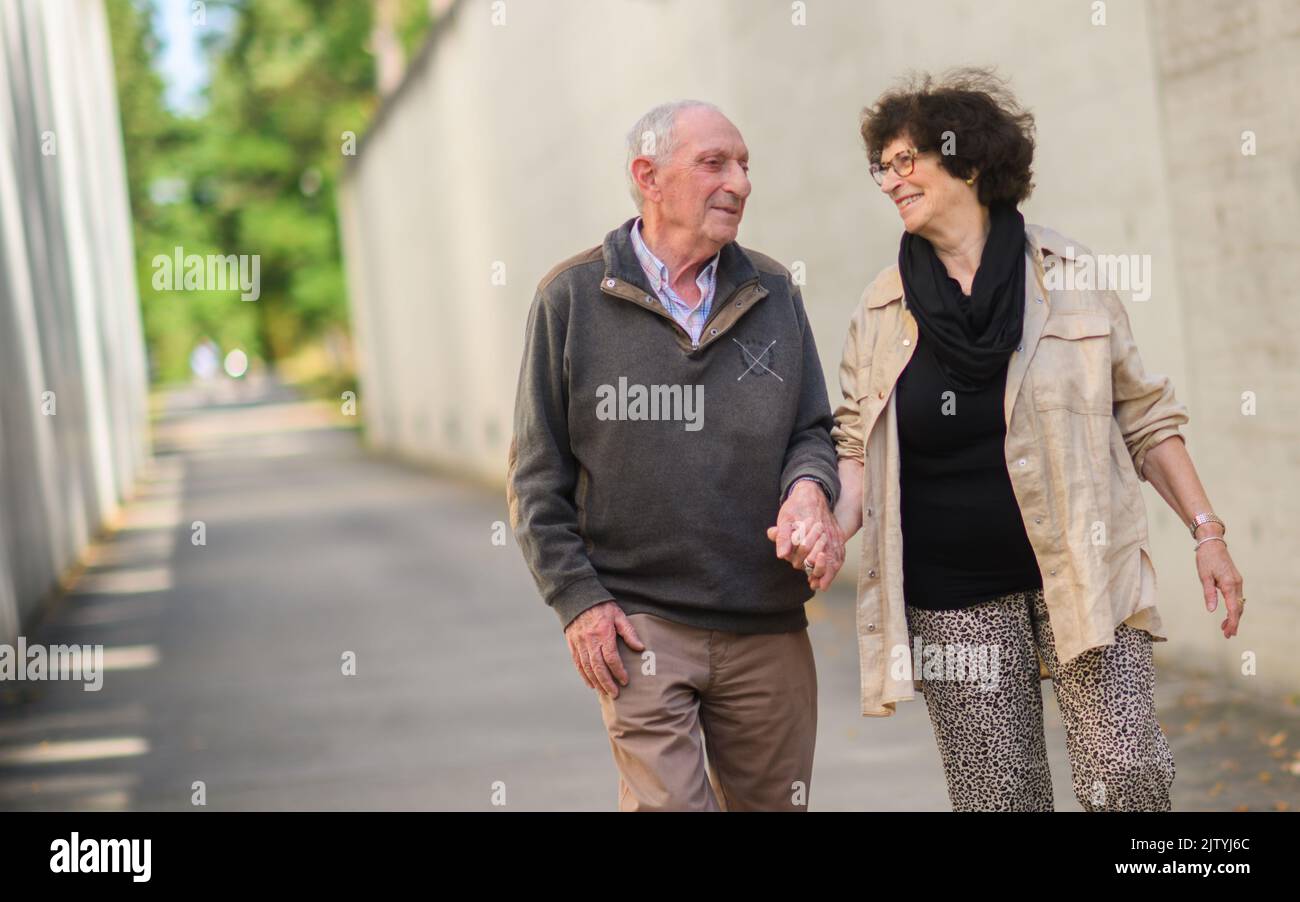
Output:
[341,0,1296,693]
[1145,0,1300,688]
[0,0,150,645]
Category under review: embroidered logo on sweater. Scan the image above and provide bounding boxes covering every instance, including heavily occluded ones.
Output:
[734,338,782,381]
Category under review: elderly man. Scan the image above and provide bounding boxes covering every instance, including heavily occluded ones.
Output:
[507,100,844,811]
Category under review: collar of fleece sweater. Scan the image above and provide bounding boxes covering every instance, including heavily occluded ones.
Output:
[600,217,761,308]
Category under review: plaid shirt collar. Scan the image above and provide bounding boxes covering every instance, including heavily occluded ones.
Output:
[629,217,720,310]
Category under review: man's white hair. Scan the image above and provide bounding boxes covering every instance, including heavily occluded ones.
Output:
[625,100,721,212]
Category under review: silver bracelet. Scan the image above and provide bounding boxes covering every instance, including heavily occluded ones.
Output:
[1194,534,1226,551]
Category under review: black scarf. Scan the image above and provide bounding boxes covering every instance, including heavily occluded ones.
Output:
[898,202,1027,392]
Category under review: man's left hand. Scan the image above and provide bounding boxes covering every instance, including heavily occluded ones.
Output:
[766,480,844,590]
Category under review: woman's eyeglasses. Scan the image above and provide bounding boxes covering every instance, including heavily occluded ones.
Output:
[869,146,924,185]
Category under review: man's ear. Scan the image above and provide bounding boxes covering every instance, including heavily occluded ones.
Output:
[631,157,658,204]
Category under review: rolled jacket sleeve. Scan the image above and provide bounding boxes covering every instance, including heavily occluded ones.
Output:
[830,293,870,464]
[1102,288,1190,481]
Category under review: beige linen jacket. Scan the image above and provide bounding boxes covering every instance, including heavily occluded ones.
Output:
[831,224,1189,717]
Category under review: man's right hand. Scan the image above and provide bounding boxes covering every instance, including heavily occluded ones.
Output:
[564,600,645,698]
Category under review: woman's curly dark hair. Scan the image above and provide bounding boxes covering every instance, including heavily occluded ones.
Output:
[860,67,1036,207]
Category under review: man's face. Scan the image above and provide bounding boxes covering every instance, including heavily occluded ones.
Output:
[650,107,751,246]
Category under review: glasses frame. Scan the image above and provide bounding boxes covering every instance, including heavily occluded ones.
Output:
[870,146,926,186]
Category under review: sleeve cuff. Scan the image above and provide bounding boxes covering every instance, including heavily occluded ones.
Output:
[548,575,613,630]
[1133,429,1185,482]
[782,470,838,507]
[834,442,864,464]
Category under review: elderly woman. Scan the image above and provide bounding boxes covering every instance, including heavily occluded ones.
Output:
[806,69,1245,811]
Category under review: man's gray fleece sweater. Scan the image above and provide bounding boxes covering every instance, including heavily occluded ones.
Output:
[507,218,840,635]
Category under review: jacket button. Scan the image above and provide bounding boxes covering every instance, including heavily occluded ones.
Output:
[1034,516,1043,524]
[1017,344,1023,352]
[644,295,652,303]
[606,279,616,288]
[867,569,877,578]
[1049,569,1057,576]
[866,507,873,517]
[902,338,910,346]
[1035,296,1044,303]
[710,329,718,335]
[877,390,885,399]
[1018,458,1027,467]
[866,622,876,632]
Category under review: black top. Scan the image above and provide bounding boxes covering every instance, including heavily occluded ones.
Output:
[896,333,1043,610]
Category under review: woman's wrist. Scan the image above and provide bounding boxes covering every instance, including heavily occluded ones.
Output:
[1189,512,1225,539]
[1194,533,1226,552]
[834,459,865,538]
[1192,524,1225,546]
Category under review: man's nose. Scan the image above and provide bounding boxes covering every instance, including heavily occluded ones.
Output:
[726,162,751,199]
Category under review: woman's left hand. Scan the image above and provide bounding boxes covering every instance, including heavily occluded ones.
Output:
[1195,535,1244,638]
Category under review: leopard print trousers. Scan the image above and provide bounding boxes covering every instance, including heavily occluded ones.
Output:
[905,587,1175,811]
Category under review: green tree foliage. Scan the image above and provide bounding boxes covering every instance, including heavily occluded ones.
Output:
[104,0,431,383]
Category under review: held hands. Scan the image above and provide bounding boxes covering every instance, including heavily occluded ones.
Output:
[564,600,644,697]
[766,480,845,591]
[568,482,846,696]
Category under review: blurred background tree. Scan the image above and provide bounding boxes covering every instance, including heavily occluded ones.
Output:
[104,0,434,388]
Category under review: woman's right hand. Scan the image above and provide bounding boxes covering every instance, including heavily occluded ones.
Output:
[804,459,865,589]
[802,522,844,591]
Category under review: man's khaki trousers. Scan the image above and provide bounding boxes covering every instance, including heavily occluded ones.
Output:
[596,611,817,811]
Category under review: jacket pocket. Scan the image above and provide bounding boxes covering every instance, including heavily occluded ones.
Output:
[1031,313,1112,416]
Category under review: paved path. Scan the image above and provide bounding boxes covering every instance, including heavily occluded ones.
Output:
[1,387,1294,810]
